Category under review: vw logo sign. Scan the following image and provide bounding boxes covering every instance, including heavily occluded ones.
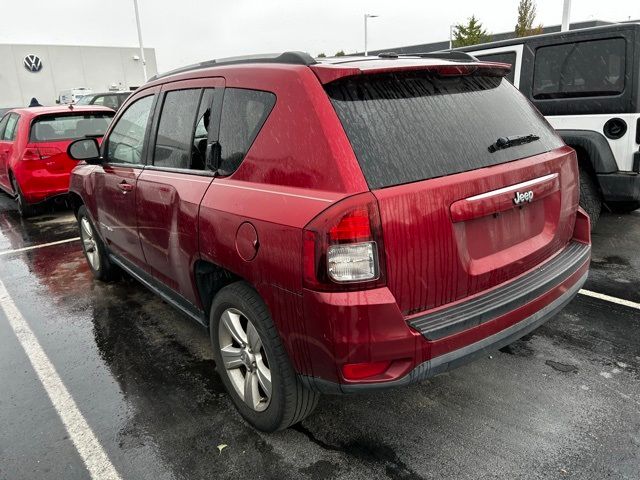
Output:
[24,54,43,73]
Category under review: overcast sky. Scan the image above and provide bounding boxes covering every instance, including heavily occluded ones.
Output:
[1,0,639,72]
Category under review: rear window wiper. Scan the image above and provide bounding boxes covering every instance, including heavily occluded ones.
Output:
[488,134,540,153]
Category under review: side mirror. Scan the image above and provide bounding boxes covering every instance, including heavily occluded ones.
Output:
[205,141,222,172]
[68,138,101,163]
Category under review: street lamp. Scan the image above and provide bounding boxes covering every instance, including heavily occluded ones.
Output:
[132,0,148,82]
[561,0,572,32]
[364,14,379,56]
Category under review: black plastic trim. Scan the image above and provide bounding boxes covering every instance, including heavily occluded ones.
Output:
[557,129,619,173]
[299,271,587,395]
[597,171,640,202]
[149,51,317,81]
[109,254,207,327]
[409,241,590,340]
[378,51,479,62]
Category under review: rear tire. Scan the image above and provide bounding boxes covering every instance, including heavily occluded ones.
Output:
[10,174,36,218]
[578,165,601,230]
[607,201,640,214]
[210,282,319,432]
[77,206,119,281]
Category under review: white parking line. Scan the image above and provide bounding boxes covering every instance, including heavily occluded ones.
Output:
[579,289,640,311]
[0,237,80,256]
[0,278,122,480]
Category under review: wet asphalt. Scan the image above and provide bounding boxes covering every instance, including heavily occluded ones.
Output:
[0,193,638,480]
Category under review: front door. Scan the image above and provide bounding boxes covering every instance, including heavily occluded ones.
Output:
[135,79,223,305]
[94,91,157,267]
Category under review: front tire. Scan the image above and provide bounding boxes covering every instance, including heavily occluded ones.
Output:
[77,206,119,281]
[210,282,319,432]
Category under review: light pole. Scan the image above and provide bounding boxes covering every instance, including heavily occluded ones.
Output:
[561,0,572,32]
[364,14,378,56]
[133,0,148,82]
[449,24,455,50]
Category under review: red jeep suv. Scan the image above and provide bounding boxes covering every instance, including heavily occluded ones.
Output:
[0,106,114,217]
[67,51,591,432]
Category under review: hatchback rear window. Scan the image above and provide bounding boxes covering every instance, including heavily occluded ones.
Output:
[30,113,114,142]
[326,72,563,189]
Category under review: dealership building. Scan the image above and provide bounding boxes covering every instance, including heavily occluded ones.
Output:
[0,44,158,108]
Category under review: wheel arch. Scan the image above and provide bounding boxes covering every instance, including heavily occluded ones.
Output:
[67,191,85,217]
[557,129,619,174]
[193,260,242,323]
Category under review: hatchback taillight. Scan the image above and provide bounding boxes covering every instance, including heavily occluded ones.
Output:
[303,192,386,291]
[21,147,42,161]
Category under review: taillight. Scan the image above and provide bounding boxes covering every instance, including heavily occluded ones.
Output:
[303,192,386,291]
[21,145,62,161]
[21,147,42,161]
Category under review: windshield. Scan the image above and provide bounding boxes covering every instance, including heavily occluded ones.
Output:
[325,72,563,189]
[30,113,114,142]
[74,96,93,105]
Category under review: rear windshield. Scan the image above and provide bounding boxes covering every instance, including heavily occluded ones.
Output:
[326,72,563,189]
[30,113,113,142]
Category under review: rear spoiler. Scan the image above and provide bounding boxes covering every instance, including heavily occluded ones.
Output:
[310,61,511,85]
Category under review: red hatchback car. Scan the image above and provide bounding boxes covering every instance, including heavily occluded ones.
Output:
[0,106,114,216]
[67,51,591,431]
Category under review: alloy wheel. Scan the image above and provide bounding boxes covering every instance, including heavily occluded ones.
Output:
[218,308,272,411]
[80,217,100,271]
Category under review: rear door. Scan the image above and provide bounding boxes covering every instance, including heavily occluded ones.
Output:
[0,114,20,190]
[325,70,577,315]
[0,115,10,190]
[135,78,223,305]
[95,89,158,266]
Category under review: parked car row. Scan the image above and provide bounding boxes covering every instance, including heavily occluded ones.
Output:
[2,26,636,432]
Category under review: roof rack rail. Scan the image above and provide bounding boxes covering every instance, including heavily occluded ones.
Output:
[377,51,478,62]
[149,51,317,81]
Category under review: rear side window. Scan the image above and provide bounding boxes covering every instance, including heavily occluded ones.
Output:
[218,88,275,174]
[326,72,563,189]
[533,38,626,99]
[475,52,517,83]
[30,113,113,142]
[3,114,19,141]
[153,89,202,169]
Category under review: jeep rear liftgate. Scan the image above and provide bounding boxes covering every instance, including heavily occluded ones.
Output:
[326,70,577,314]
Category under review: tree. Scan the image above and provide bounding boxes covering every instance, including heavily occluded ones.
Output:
[335,50,346,57]
[317,53,327,58]
[452,16,490,48]
[515,0,543,37]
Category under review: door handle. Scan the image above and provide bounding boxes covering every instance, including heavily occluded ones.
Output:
[118,181,134,193]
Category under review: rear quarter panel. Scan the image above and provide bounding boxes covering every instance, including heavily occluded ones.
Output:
[198,66,369,376]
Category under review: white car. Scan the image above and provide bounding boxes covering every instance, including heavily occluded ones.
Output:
[57,88,93,105]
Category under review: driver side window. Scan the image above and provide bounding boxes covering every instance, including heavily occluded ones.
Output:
[107,95,154,164]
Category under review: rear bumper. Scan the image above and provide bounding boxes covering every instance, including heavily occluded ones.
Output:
[299,240,590,394]
[597,171,640,202]
[302,270,587,393]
